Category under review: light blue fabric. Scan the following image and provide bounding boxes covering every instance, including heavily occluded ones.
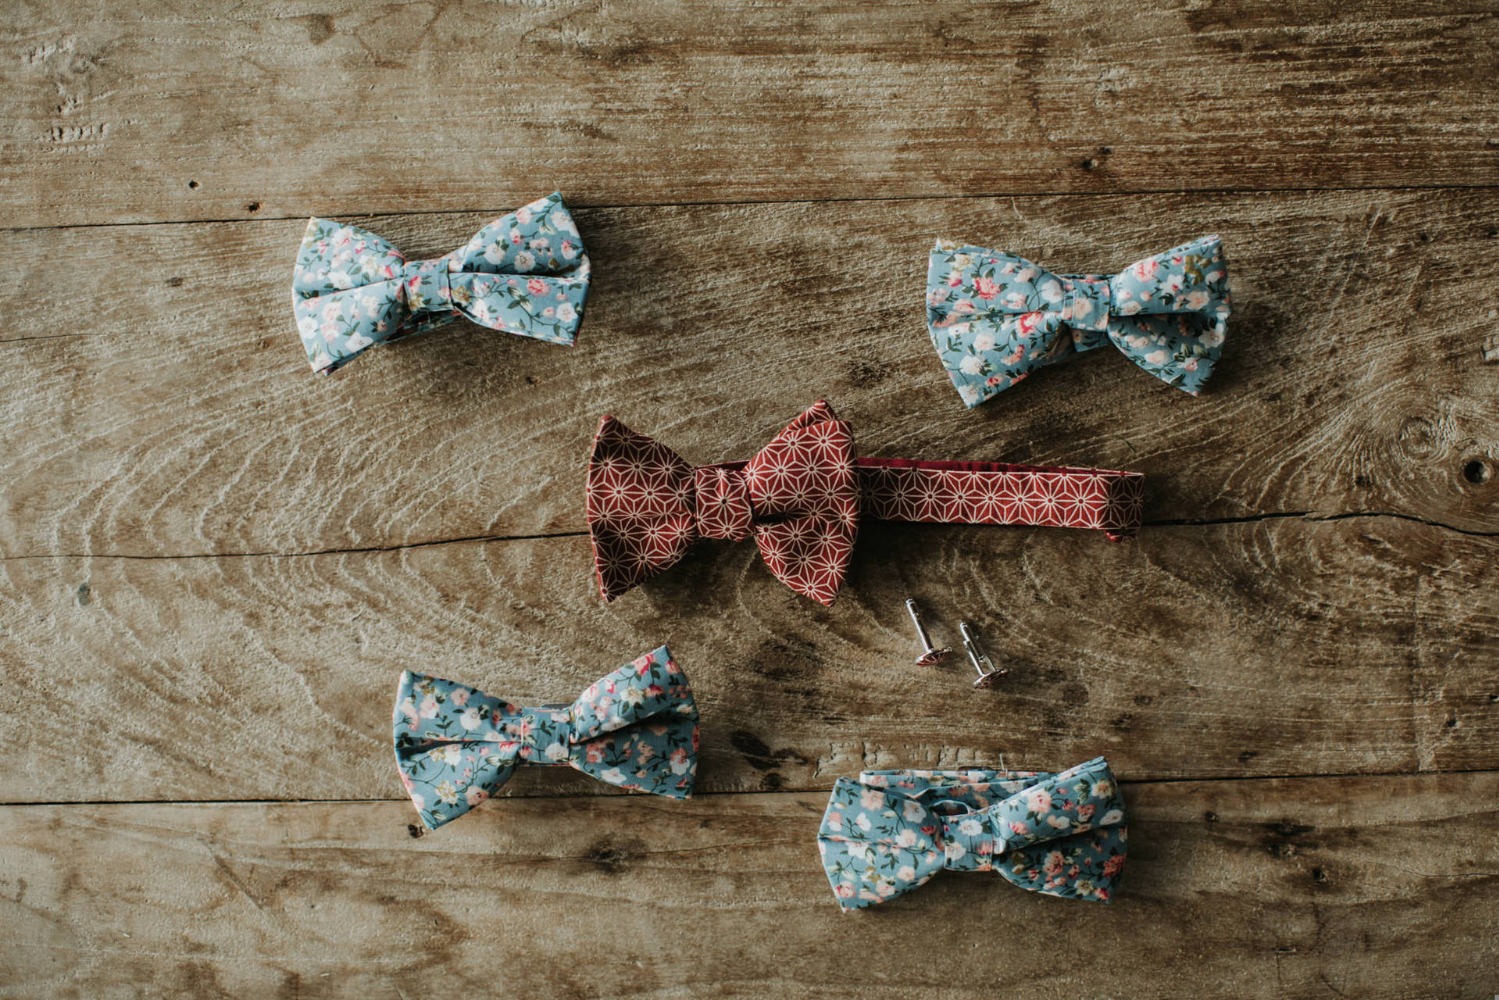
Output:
[818,757,1126,909]
[927,236,1230,406]
[393,645,698,830]
[293,192,589,374]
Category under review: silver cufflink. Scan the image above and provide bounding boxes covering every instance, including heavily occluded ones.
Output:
[960,621,1007,688]
[904,598,951,666]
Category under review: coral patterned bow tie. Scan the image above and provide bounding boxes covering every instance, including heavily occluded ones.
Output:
[393,645,698,830]
[818,757,1127,910]
[293,192,590,375]
[927,236,1230,407]
[586,401,1144,605]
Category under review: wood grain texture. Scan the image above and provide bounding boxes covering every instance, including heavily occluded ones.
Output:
[2,773,1495,999]
[3,188,1497,561]
[3,0,1498,226]
[3,517,1494,803]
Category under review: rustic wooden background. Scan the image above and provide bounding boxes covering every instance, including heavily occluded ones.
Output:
[2,1,1497,997]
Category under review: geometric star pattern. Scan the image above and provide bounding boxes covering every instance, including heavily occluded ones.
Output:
[586,401,1145,605]
[858,458,1143,538]
[586,401,859,605]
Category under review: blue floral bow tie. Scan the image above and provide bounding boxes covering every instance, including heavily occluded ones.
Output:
[393,645,698,830]
[818,757,1126,909]
[292,192,590,375]
[927,236,1230,407]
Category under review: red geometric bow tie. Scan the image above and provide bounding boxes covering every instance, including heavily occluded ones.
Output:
[586,401,1144,605]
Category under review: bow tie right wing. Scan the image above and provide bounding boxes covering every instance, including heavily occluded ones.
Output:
[393,671,519,830]
[564,645,700,799]
[926,243,1073,408]
[293,217,409,374]
[985,757,1128,902]
[818,778,946,910]
[741,401,861,606]
[1105,235,1230,395]
[443,192,592,347]
[586,416,698,602]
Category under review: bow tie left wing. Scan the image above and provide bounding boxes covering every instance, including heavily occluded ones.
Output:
[926,244,1075,408]
[393,671,518,830]
[819,777,946,909]
[293,217,409,374]
[565,645,700,799]
[586,415,698,602]
[1105,235,1230,395]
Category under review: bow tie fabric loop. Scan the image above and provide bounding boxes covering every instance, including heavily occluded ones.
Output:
[927,236,1230,407]
[818,758,1127,909]
[393,644,698,830]
[587,401,1143,606]
[292,192,590,375]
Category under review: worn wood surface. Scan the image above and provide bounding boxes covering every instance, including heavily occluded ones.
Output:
[3,0,1497,995]
[3,187,1497,560]
[3,1,1499,227]
[2,773,1496,999]
[2,518,1497,803]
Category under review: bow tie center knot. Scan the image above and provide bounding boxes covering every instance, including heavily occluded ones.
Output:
[399,258,455,315]
[941,811,1002,872]
[693,466,754,542]
[1061,277,1112,333]
[505,705,575,763]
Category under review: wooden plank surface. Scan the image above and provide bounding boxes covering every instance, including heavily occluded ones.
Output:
[3,517,1494,803]
[3,1,1498,226]
[3,188,1497,561]
[4,0,1497,994]
[2,772,1495,999]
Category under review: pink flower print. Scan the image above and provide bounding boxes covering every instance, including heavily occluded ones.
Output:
[669,748,692,774]
[510,230,522,245]
[1103,855,1126,878]
[1078,803,1096,823]
[875,881,897,898]
[515,206,533,225]
[947,271,963,288]
[636,743,656,763]
[419,695,440,719]
[1015,311,1043,338]
[897,865,917,883]
[1096,888,1110,902]
[527,278,547,296]
[1181,357,1199,372]
[1144,348,1170,365]
[954,298,976,314]
[1003,345,1027,366]
[465,787,489,807]
[585,744,605,763]
[1001,291,1028,310]
[450,689,469,707]
[1044,850,1066,875]
[974,276,1000,300]
[1131,258,1159,281]
[399,699,420,728]
[860,788,885,811]
[834,883,855,899]
[1008,820,1030,837]
[646,683,664,698]
[826,810,843,832]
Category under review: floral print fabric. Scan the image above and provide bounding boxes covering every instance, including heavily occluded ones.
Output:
[393,645,698,830]
[927,236,1230,406]
[293,192,590,375]
[818,757,1127,909]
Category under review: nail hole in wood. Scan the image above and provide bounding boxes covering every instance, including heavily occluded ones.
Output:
[187,179,199,189]
[246,201,261,213]
[1462,459,1490,485]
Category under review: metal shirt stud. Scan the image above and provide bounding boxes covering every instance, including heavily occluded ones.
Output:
[904,598,951,666]
[960,621,1007,688]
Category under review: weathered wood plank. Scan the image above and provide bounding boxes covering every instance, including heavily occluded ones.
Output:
[2,189,1496,560]
[1,773,1494,998]
[2,517,1494,803]
[2,1,1497,226]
